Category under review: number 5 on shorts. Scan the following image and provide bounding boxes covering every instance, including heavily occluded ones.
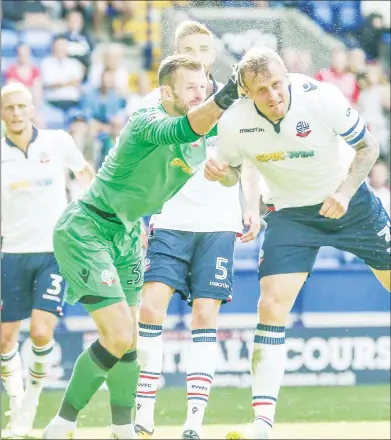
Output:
[215,257,228,280]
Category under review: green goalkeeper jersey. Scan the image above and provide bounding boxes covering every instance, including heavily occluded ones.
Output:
[82,104,209,231]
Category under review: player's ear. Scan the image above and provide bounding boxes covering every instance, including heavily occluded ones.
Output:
[160,85,173,101]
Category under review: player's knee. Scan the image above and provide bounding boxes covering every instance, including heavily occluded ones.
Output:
[30,322,54,347]
[103,325,135,358]
[258,295,284,323]
[1,324,20,354]
[192,298,221,329]
[139,292,167,325]
[139,301,164,324]
[257,289,289,324]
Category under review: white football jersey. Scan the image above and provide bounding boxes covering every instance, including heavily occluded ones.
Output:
[140,84,243,233]
[1,128,85,253]
[218,73,367,210]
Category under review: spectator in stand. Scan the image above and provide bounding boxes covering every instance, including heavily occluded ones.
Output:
[82,69,127,138]
[282,47,313,75]
[358,13,390,61]
[92,1,110,41]
[68,108,95,166]
[41,35,84,111]
[111,2,137,46]
[5,44,43,108]
[348,47,367,76]
[63,9,94,75]
[348,47,367,86]
[60,0,94,27]
[95,113,126,169]
[315,46,360,106]
[88,44,130,97]
[1,0,54,30]
[359,63,390,157]
[369,161,390,215]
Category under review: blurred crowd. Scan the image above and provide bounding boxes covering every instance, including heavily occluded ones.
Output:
[1,0,390,208]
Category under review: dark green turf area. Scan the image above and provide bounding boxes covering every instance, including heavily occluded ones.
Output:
[2,385,390,428]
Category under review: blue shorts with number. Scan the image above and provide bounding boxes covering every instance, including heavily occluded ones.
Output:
[144,229,237,304]
[1,253,66,322]
[258,183,391,279]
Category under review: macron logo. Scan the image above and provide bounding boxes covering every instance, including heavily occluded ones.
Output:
[239,127,264,133]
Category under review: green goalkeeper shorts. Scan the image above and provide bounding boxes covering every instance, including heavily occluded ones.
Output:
[53,200,143,311]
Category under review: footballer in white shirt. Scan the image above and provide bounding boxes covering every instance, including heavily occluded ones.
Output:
[134,21,260,440]
[1,83,94,437]
[205,47,390,440]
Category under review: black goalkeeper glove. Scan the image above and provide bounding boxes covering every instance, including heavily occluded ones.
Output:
[214,64,245,110]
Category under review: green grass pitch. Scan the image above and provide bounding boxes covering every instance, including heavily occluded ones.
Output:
[2,385,390,429]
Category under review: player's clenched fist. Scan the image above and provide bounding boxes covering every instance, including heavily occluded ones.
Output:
[319,192,350,219]
[204,158,229,181]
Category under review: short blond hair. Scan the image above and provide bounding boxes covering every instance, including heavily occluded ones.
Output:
[175,20,213,49]
[158,54,203,86]
[1,82,33,101]
[239,46,286,80]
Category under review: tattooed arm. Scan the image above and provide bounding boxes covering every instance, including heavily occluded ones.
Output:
[336,130,379,198]
[320,130,379,219]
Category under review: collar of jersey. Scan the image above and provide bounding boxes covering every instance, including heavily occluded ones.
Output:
[5,125,39,152]
[253,84,292,134]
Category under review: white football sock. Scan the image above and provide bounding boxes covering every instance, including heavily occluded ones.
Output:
[251,323,286,430]
[183,328,218,434]
[25,339,55,406]
[1,343,24,399]
[134,323,163,432]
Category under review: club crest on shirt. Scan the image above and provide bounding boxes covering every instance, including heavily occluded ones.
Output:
[296,121,311,138]
[39,152,51,163]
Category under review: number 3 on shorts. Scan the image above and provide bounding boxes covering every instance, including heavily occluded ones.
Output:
[127,261,142,285]
[43,274,64,302]
[215,257,228,280]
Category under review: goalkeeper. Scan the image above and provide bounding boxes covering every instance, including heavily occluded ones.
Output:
[42,54,242,439]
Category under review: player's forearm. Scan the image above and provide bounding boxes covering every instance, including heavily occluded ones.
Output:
[187,96,225,136]
[187,73,240,136]
[337,131,379,199]
[240,160,261,213]
[219,165,241,187]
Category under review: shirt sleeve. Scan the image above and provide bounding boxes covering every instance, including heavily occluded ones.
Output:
[216,112,243,167]
[58,131,85,172]
[322,83,367,147]
[132,109,200,146]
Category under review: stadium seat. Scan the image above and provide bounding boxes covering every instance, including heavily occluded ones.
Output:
[306,1,335,34]
[20,29,53,58]
[41,104,66,130]
[335,0,363,33]
[1,29,20,58]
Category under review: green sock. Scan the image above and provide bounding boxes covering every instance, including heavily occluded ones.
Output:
[59,340,119,421]
[106,350,140,425]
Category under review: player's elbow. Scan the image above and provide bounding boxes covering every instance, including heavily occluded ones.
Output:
[360,130,380,158]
